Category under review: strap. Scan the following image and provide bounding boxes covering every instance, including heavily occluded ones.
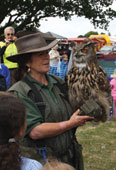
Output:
[23,76,43,103]
[22,75,73,158]
[38,147,47,163]
[22,76,45,119]
[23,75,68,118]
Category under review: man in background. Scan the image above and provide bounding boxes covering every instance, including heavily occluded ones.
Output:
[0,26,18,85]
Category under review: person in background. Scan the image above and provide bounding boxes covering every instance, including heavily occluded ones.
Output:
[7,33,93,170]
[0,63,10,90]
[59,53,68,80]
[110,69,116,120]
[0,26,18,85]
[0,92,42,170]
[48,44,61,76]
[41,158,75,170]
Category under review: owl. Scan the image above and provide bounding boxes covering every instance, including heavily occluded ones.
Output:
[66,38,112,122]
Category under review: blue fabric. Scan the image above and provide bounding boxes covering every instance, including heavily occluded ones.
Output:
[59,60,68,80]
[21,156,43,170]
[0,64,10,89]
[48,66,60,76]
[38,147,47,162]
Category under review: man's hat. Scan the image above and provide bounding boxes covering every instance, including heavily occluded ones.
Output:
[7,33,58,62]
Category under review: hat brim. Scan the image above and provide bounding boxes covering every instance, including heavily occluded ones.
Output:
[7,39,58,63]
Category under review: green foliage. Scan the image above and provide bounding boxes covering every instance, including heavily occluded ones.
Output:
[78,35,84,38]
[78,31,98,37]
[84,31,98,37]
[0,0,116,36]
[101,32,106,35]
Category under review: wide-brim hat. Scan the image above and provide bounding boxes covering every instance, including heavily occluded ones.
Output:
[7,33,58,62]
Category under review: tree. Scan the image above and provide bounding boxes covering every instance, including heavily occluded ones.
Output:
[101,32,105,35]
[0,0,116,37]
[84,31,98,37]
[78,35,84,38]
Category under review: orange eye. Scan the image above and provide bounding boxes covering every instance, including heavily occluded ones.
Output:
[81,49,86,53]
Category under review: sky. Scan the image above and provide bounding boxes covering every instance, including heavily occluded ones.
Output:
[39,2,116,38]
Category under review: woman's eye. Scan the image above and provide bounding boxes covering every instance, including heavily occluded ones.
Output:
[39,53,43,56]
[39,51,49,56]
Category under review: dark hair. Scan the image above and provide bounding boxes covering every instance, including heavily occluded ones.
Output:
[0,92,26,170]
[14,53,32,82]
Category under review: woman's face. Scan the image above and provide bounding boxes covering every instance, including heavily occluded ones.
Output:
[27,51,50,74]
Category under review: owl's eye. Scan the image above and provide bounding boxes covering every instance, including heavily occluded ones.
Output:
[81,49,86,53]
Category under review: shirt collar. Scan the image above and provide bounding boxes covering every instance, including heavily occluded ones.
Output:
[26,73,57,90]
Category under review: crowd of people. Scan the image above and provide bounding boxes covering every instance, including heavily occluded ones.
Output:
[0,26,115,170]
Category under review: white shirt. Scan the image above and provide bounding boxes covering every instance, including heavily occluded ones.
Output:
[21,156,43,170]
[49,49,60,67]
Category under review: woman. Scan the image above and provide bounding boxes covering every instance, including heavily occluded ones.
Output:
[0,92,42,170]
[7,33,93,170]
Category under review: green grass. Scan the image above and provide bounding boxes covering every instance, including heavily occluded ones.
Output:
[76,116,116,170]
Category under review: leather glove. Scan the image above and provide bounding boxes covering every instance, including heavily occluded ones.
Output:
[79,98,103,121]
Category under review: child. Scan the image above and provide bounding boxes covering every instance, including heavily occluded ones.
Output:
[110,69,116,120]
[0,92,42,170]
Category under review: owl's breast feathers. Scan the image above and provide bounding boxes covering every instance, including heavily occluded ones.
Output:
[66,63,111,94]
[66,63,112,122]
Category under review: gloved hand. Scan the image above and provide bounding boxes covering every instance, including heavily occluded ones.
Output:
[79,98,104,122]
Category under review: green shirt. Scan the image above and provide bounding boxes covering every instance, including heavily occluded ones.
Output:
[8,74,84,170]
[10,74,69,136]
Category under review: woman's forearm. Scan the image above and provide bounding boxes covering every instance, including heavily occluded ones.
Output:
[29,109,93,140]
[29,120,72,140]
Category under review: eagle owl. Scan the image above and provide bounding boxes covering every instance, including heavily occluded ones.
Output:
[66,39,112,122]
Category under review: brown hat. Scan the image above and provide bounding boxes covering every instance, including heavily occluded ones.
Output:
[7,33,58,62]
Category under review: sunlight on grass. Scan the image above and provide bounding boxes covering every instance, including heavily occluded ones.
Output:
[76,116,116,170]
